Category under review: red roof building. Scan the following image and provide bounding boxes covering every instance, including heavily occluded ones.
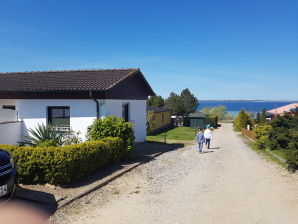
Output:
[267,103,298,117]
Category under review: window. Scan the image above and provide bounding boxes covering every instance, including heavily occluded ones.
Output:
[122,103,129,122]
[48,107,70,131]
[3,105,15,110]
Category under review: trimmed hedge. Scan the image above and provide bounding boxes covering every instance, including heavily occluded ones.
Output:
[0,137,124,185]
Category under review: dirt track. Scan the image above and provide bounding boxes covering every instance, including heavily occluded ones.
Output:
[55,123,298,224]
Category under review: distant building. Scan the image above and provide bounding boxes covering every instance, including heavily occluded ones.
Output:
[147,106,172,133]
[189,112,206,129]
[267,103,298,118]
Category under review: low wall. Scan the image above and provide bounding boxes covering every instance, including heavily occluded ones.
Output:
[0,121,22,145]
[241,128,256,140]
[0,109,17,123]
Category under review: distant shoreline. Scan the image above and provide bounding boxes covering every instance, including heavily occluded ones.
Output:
[200,100,297,102]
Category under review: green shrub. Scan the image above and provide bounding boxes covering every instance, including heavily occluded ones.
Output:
[23,123,64,146]
[284,129,298,170]
[254,125,272,149]
[87,116,135,159]
[0,137,124,185]
[205,115,218,128]
[234,109,254,131]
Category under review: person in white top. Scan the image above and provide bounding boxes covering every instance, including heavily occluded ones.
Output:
[204,125,212,149]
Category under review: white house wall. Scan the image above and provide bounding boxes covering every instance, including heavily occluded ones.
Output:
[105,99,146,142]
[0,99,18,123]
[16,99,98,142]
[0,122,22,145]
[14,99,146,143]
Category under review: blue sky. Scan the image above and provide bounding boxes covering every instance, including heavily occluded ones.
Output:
[0,0,297,100]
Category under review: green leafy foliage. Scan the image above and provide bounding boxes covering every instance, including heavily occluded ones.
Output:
[180,88,199,114]
[254,125,272,149]
[23,123,64,146]
[0,138,124,184]
[147,95,165,107]
[86,116,135,159]
[201,105,233,121]
[234,109,254,131]
[261,108,266,124]
[254,113,298,170]
[165,92,185,116]
[146,110,155,134]
[165,89,199,116]
[63,129,82,145]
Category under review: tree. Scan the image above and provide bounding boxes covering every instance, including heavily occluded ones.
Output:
[147,95,165,107]
[180,88,199,114]
[256,112,261,123]
[261,108,266,123]
[209,106,228,120]
[201,105,233,121]
[234,109,253,130]
[165,92,185,116]
[146,111,155,134]
[201,107,211,114]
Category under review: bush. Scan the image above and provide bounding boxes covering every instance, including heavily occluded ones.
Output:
[205,115,218,128]
[0,137,124,185]
[254,125,272,149]
[146,111,155,134]
[234,109,254,131]
[87,116,135,159]
[23,123,64,146]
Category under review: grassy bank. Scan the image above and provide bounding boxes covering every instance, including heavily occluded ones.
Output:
[147,127,196,143]
[239,133,288,169]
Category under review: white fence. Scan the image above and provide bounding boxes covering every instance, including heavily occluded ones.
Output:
[0,122,22,145]
[0,109,18,123]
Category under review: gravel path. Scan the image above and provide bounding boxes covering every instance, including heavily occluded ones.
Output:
[52,123,298,224]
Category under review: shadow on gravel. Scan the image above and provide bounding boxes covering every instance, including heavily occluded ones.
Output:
[12,187,58,215]
[65,141,185,189]
[202,150,214,153]
[209,147,221,149]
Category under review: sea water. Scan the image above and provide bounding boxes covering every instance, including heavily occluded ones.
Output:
[197,100,296,118]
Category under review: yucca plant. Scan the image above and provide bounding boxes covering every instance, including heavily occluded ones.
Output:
[23,123,64,146]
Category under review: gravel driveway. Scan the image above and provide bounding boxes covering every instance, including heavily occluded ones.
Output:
[53,123,298,224]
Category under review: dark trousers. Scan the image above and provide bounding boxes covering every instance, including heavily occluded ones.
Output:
[205,138,211,149]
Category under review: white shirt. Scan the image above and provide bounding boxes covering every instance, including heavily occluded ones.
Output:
[204,129,212,139]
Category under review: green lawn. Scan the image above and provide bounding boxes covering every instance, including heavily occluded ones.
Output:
[147,127,196,141]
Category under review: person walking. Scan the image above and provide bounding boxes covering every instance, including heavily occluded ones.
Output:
[196,128,205,153]
[204,124,212,149]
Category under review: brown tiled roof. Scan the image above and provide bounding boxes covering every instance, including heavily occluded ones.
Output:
[0,68,141,92]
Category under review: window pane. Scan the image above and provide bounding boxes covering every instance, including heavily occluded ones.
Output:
[48,107,70,126]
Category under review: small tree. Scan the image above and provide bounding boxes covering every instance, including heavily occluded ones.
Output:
[234,109,253,130]
[261,108,266,123]
[146,111,155,134]
[254,124,272,149]
[256,112,261,123]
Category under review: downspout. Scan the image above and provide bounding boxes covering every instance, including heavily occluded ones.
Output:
[89,91,99,119]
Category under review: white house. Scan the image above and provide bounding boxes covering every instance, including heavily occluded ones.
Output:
[0,68,155,144]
